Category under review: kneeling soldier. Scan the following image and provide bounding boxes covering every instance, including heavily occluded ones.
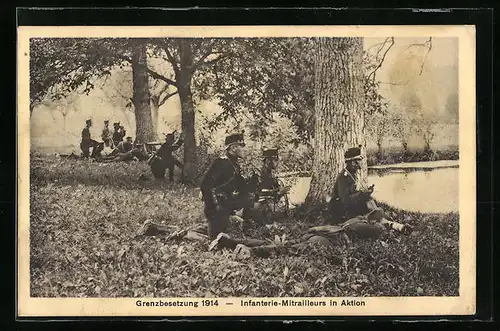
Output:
[200,132,255,240]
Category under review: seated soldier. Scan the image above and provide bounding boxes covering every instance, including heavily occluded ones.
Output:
[104,137,139,162]
[131,140,148,161]
[245,148,291,225]
[116,136,134,154]
[327,146,412,235]
[80,119,104,158]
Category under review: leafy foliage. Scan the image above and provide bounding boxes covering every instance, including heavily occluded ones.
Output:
[212,38,315,141]
[29,38,128,112]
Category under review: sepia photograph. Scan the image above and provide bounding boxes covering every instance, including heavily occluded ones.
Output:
[17,25,476,317]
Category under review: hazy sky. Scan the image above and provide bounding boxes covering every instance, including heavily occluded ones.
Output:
[364,37,458,70]
[363,37,458,116]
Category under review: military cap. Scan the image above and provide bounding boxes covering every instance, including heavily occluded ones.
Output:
[113,122,120,126]
[263,148,279,160]
[225,131,245,147]
[85,119,92,125]
[344,145,363,161]
[104,120,109,124]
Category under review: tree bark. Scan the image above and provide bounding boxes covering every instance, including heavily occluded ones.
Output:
[307,37,366,202]
[150,95,160,137]
[377,141,383,158]
[177,39,198,184]
[131,40,156,144]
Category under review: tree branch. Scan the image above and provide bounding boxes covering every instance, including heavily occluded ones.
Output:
[378,37,433,85]
[379,80,411,86]
[159,90,179,107]
[164,45,180,77]
[154,82,170,99]
[367,37,395,82]
[418,37,433,75]
[148,39,181,77]
[405,37,433,52]
[191,52,233,73]
[117,54,177,87]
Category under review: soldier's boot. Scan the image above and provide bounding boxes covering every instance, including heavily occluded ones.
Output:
[208,232,231,252]
[136,219,153,236]
[232,244,252,260]
[378,219,412,234]
[368,209,413,235]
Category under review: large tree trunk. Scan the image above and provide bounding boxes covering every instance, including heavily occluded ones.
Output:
[131,40,156,144]
[177,40,198,184]
[150,95,160,138]
[307,37,366,202]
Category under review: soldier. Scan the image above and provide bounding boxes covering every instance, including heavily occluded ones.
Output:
[248,148,291,225]
[101,120,112,147]
[104,137,148,162]
[112,122,126,147]
[200,132,256,241]
[327,145,412,235]
[117,136,134,153]
[80,119,103,158]
[131,140,149,161]
[150,131,184,181]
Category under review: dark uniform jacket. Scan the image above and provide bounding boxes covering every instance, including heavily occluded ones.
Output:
[156,137,183,167]
[112,128,126,145]
[257,169,281,202]
[200,155,248,209]
[117,141,133,153]
[81,127,91,141]
[328,168,370,221]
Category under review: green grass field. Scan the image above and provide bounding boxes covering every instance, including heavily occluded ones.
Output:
[29,156,459,298]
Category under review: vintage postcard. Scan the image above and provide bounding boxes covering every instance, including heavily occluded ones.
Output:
[17,25,476,317]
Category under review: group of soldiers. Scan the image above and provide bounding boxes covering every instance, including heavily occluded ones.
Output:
[80,119,184,181]
[83,121,414,257]
[197,132,412,257]
[139,131,412,258]
[80,119,129,159]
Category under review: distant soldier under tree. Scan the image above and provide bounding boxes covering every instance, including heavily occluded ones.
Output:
[149,131,184,181]
[80,119,104,158]
[101,120,112,147]
[112,122,126,147]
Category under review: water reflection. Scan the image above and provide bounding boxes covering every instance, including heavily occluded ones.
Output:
[282,167,458,214]
[369,168,458,213]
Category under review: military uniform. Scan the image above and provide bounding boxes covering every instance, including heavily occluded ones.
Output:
[327,146,375,223]
[200,133,253,240]
[250,148,289,224]
[150,133,184,180]
[80,119,103,158]
[101,120,112,147]
[327,146,412,236]
[112,122,126,147]
[117,139,134,153]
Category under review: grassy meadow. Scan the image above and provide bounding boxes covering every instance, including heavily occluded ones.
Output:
[28,155,459,298]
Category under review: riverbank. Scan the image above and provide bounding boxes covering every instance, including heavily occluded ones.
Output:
[29,156,459,298]
[366,148,459,166]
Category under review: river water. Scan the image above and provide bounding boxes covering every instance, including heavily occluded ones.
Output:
[283,164,459,214]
